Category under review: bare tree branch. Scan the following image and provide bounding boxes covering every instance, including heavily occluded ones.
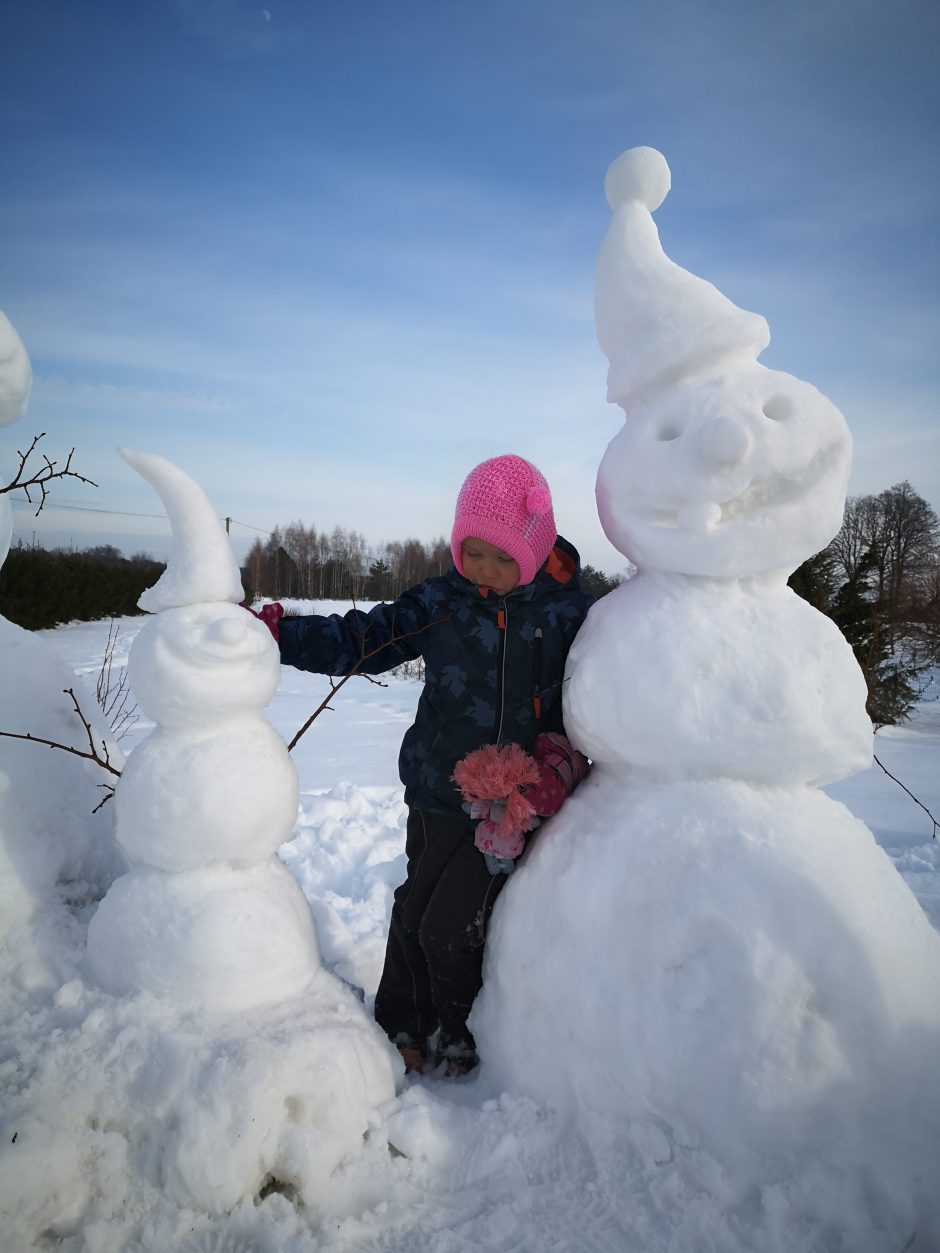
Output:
[0,432,98,516]
[92,784,116,814]
[873,753,939,839]
[0,688,122,783]
[287,613,446,752]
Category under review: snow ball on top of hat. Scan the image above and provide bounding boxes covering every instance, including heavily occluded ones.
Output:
[604,145,671,212]
[451,454,557,587]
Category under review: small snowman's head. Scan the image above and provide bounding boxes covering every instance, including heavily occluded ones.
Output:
[593,147,851,578]
[130,602,280,725]
[118,448,279,722]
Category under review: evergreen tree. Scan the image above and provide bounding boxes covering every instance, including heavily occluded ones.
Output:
[580,565,623,599]
[830,544,924,729]
[787,550,836,613]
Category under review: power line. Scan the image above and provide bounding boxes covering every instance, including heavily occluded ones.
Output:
[10,500,167,520]
[227,518,273,536]
[10,497,273,535]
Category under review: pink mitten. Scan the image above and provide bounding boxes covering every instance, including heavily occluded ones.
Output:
[473,816,528,860]
[524,732,590,817]
[242,601,284,642]
[452,743,541,859]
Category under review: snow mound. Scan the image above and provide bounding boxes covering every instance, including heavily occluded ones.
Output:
[0,973,399,1243]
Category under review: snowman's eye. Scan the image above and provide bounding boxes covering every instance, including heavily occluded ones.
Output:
[654,423,682,442]
[762,396,794,422]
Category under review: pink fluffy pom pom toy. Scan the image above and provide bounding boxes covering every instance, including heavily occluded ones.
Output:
[452,742,541,854]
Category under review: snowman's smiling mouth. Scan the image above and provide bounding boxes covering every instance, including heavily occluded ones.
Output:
[642,441,845,531]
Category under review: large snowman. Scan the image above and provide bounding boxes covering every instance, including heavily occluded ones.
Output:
[474,149,940,1239]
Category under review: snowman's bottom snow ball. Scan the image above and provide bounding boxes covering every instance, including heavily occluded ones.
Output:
[474,777,940,1228]
[87,858,319,1011]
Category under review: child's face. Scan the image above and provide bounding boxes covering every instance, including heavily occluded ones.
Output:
[461,537,521,595]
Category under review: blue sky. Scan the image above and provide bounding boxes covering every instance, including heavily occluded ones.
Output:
[1,0,937,574]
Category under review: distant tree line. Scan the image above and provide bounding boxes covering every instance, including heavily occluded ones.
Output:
[0,526,625,633]
[789,481,939,727]
[244,524,452,602]
[0,543,164,630]
[243,522,624,602]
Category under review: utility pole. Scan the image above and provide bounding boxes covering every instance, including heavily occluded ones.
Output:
[225,517,231,535]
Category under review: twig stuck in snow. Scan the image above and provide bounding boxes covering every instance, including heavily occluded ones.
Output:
[96,620,139,742]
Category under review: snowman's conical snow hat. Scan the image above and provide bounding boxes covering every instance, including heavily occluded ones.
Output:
[119,448,244,612]
[595,146,770,407]
[0,310,32,429]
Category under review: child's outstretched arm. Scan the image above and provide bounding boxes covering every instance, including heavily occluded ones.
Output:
[244,601,284,640]
[246,586,438,677]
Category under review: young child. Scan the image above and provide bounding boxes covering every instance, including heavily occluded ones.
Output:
[254,455,592,1075]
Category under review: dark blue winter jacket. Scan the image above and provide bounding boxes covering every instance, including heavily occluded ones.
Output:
[278,536,592,817]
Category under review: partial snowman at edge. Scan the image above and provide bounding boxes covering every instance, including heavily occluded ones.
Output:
[0,310,124,936]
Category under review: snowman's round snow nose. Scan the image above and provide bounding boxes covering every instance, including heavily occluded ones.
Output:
[695,416,751,468]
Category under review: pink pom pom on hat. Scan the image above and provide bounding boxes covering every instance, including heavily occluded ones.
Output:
[451,455,557,587]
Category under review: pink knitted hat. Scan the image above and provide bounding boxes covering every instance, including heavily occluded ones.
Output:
[451,455,557,586]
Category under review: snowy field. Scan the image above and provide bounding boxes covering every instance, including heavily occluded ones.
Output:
[1,606,936,1253]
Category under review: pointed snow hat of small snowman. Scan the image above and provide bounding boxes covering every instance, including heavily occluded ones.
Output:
[595,147,770,408]
[119,448,244,611]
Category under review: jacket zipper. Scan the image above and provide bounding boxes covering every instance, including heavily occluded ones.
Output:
[495,598,508,743]
[532,626,543,721]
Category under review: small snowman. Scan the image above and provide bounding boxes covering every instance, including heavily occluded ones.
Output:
[1,414,397,1227]
[86,449,318,1010]
[82,451,398,1216]
[475,148,940,1237]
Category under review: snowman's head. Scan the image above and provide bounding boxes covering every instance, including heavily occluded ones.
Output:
[594,147,851,578]
[129,602,280,725]
[596,364,851,577]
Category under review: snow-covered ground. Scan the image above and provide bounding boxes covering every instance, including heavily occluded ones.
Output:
[1,608,936,1253]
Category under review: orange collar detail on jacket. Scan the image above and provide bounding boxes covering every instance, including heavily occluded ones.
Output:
[544,545,575,585]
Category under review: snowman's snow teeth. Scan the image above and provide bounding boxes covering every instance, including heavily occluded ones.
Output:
[642,440,844,531]
[717,440,843,523]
